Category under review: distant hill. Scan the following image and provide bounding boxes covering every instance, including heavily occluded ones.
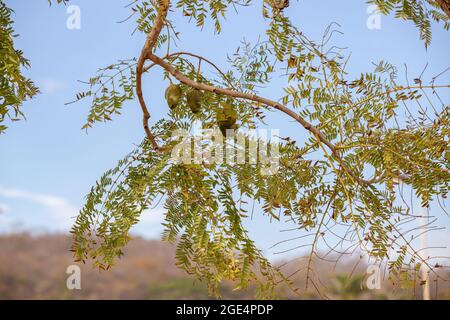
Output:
[0,233,449,299]
[0,233,251,299]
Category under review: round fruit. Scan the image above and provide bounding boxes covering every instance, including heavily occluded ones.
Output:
[186,89,202,113]
[217,100,238,136]
[165,84,182,110]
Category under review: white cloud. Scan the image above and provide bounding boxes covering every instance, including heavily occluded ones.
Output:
[131,207,165,239]
[0,186,166,236]
[140,207,165,223]
[39,79,67,94]
[0,187,77,230]
[0,203,13,228]
[0,203,8,214]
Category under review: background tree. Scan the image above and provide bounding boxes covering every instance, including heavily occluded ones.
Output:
[0,0,66,133]
[2,0,449,298]
[0,1,38,133]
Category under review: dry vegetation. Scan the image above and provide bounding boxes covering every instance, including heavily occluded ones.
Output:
[0,233,449,299]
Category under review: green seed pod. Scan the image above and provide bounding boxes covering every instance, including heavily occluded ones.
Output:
[219,124,227,137]
[165,84,182,110]
[186,89,202,113]
[219,123,239,137]
[217,100,238,135]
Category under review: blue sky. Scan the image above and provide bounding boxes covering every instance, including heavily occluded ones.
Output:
[0,0,449,260]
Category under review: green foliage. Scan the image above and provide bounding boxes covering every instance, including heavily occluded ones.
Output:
[0,1,39,134]
[71,119,297,297]
[149,277,211,299]
[175,0,251,33]
[0,0,68,134]
[369,0,450,47]
[0,2,447,297]
[329,274,367,300]
[68,1,449,298]
[67,59,137,130]
[228,40,274,92]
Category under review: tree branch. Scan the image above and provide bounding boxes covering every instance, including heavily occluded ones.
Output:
[147,52,381,186]
[136,0,170,151]
[149,53,337,151]
[139,0,448,186]
[144,51,235,89]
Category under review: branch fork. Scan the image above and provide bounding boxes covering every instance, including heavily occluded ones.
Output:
[135,0,434,187]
